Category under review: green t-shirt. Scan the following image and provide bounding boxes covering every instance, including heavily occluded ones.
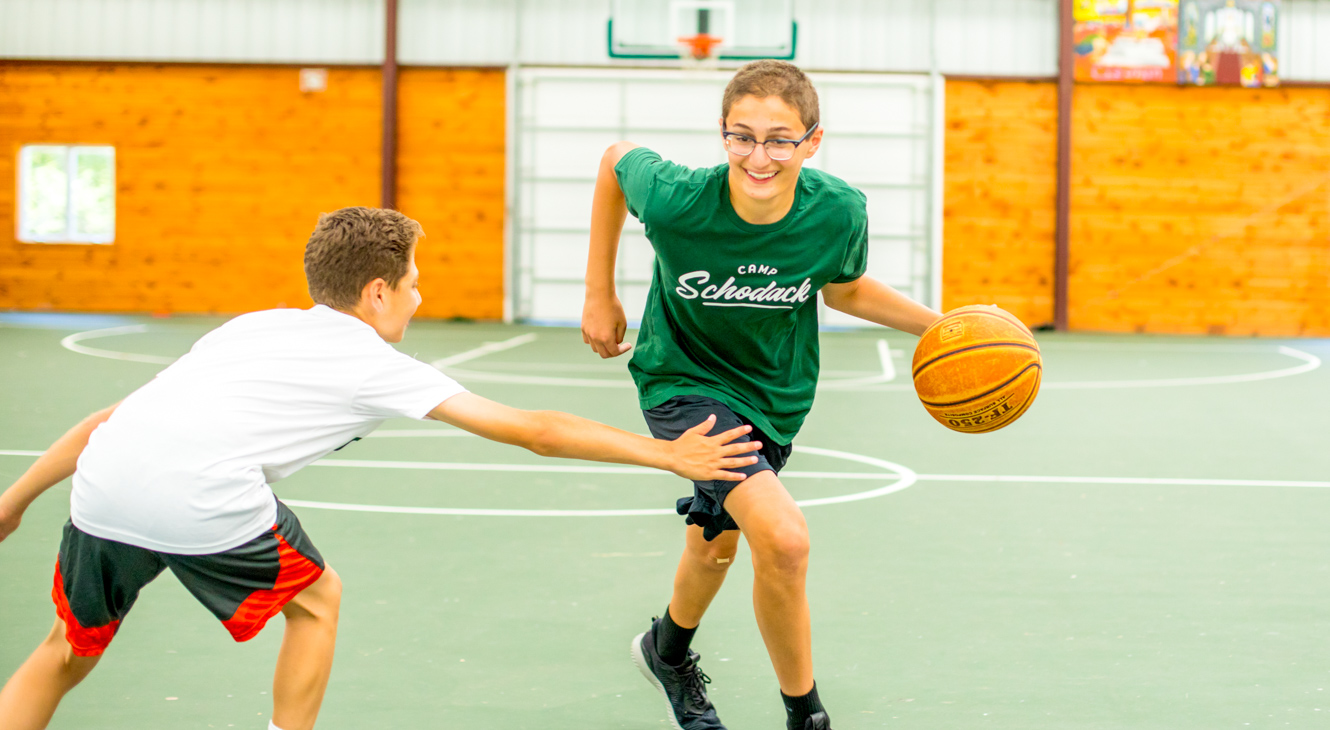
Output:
[615,147,869,444]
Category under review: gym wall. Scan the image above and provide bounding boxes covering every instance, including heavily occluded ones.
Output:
[0,63,505,318]
[1070,84,1330,337]
[942,79,1058,329]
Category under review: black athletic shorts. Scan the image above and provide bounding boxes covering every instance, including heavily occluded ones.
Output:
[52,499,325,657]
[642,395,793,542]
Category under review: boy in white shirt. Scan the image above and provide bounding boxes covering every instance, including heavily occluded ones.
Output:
[0,206,761,730]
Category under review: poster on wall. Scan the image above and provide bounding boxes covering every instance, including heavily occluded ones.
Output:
[1177,1,1279,86]
[1074,0,1180,83]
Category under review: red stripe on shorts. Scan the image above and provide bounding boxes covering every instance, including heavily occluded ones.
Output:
[51,558,120,657]
[221,531,324,642]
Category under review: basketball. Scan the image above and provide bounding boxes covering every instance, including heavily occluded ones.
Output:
[911,305,1042,433]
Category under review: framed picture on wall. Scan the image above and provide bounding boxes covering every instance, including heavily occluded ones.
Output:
[1177,0,1279,86]
[1073,0,1180,83]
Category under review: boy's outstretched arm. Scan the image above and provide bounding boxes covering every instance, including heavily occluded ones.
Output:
[0,403,119,543]
[582,141,641,359]
[429,393,760,482]
[821,276,943,336]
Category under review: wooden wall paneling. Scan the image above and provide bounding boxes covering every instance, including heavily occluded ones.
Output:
[1069,85,1330,336]
[0,63,382,314]
[942,79,1059,328]
[395,68,506,320]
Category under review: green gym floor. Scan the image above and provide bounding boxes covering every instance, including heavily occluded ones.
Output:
[2,314,1329,730]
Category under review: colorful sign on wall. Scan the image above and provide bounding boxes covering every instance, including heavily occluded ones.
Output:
[1074,0,1180,83]
[1177,1,1279,86]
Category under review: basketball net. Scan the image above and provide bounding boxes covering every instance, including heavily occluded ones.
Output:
[678,33,723,69]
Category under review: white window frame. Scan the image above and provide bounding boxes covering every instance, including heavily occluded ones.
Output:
[17,144,116,245]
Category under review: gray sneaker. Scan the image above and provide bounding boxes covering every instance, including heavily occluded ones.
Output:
[630,618,726,730]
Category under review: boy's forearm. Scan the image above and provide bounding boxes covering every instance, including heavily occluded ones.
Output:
[0,405,117,512]
[525,410,668,470]
[824,277,941,336]
[586,148,631,297]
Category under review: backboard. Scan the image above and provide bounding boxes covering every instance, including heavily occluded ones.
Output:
[608,0,796,61]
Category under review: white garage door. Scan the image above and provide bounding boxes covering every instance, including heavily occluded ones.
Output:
[512,67,942,327]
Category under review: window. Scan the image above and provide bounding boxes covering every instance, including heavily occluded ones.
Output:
[18,145,116,244]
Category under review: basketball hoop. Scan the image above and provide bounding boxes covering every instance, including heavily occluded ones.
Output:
[678,33,724,62]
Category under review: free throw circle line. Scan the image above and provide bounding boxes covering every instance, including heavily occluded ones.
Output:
[53,327,1321,391]
[292,446,915,516]
[60,325,177,365]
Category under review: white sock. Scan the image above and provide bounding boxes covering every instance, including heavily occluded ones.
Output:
[268,722,285,730]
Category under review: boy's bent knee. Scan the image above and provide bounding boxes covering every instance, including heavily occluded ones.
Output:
[753,531,809,576]
[285,567,342,621]
[686,530,739,570]
[689,543,738,571]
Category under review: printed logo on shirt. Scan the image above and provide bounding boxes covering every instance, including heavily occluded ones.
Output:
[674,269,813,310]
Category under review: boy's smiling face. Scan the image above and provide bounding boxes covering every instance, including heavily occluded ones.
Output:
[722,94,822,211]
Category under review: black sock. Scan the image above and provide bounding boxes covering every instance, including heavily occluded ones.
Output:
[653,607,697,666]
[781,682,825,729]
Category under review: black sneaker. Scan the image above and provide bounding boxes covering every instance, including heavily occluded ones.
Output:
[630,618,726,730]
[791,711,832,730]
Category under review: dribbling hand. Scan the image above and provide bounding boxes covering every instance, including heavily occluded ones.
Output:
[582,293,632,359]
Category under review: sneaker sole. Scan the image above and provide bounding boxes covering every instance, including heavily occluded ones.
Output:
[630,631,686,730]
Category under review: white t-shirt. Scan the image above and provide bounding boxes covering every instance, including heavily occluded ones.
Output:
[71,305,467,554]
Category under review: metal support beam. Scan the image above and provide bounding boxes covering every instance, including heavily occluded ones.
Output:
[1053,0,1074,331]
[381,0,399,210]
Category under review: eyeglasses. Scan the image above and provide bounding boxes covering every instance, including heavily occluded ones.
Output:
[722,122,819,161]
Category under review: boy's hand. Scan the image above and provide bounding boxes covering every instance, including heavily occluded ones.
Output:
[582,293,632,359]
[667,415,763,482]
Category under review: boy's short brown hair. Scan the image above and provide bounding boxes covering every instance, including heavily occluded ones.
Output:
[721,60,820,131]
[304,207,423,311]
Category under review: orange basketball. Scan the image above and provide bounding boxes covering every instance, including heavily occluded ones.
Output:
[911,305,1042,433]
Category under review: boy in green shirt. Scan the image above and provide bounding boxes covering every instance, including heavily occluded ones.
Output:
[582,61,943,730]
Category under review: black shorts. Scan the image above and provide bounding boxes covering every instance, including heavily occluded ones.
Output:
[52,500,325,657]
[642,395,793,542]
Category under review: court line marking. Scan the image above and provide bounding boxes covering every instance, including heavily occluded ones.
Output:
[429,333,538,369]
[0,447,917,516]
[5,449,1330,510]
[59,325,177,365]
[852,345,1322,392]
[285,446,918,516]
[1040,345,1321,389]
[49,326,1324,392]
[914,474,1330,488]
[444,339,899,389]
[442,344,1320,391]
[817,340,896,388]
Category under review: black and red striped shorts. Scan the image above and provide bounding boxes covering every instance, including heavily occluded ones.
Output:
[52,500,325,657]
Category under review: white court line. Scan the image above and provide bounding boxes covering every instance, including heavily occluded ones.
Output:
[817,340,895,389]
[289,446,918,516]
[311,458,895,480]
[447,339,899,390]
[442,343,1320,391]
[51,327,1322,392]
[5,448,1330,519]
[915,474,1330,489]
[59,325,177,365]
[4,449,1329,489]
[854,345,1322,392]
[1041,346,1321,389]
[430,333,537,369]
